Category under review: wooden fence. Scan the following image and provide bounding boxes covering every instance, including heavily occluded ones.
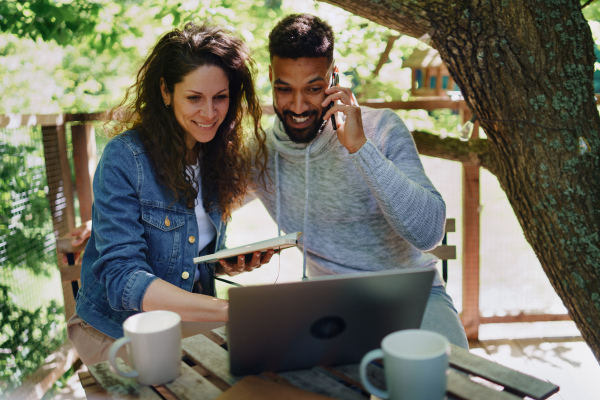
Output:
[0,100,571,397]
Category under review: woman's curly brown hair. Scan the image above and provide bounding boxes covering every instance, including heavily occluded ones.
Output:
[105,23,267,221]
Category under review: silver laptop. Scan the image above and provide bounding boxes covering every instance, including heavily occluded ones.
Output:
[227,268,435,375]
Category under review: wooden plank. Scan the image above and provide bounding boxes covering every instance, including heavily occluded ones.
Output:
[59,263,82,282]
[277,368,366,400]
[361,99,469,111]
[215,375,339,399]
[71,123,97,222]
[163,362,222,400]
[182,334,239,386]
[0,113,65,128]
[65,112,105,123]
[449,344,559,399]
[446,369,522,400]
[473,339,566,400]
[56,236,88,254]
[445,218,456,233]
[427,244,457,260]
[0,112,106,128]
[78,371,112,399]
[42,124,76,232]
[328,363,383,394]
[480,314,571,324]
[211,326,227,343]
[42,123,77,320]
[87,359,161,399]
[461,114,481,339]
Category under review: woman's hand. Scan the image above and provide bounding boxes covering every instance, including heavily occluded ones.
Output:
[70,220,92,245]
[62,220,92,264]
[217,249,275,276]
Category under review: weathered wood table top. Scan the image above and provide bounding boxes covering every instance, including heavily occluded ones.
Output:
[81,326,559,400]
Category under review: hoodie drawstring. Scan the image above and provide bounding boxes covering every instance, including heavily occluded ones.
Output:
[275,151,281,237]
[275,142,312,282]
[301,143,312,281]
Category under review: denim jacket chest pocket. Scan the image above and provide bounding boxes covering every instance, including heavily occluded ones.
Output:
[141,205,187,281]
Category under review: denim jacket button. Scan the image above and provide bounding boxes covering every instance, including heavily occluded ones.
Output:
[165,216,171,227]
[188,236,196,244]
[182,271,190,280]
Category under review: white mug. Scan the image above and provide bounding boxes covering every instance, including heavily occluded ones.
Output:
[359,329,450,400]
[109,310,182,386]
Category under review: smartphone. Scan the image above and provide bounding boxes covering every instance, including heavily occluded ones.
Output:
[223,248,281,264]
[329,67,339,130]
[318,66,339,134]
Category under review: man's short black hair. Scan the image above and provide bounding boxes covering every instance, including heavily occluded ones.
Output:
[268,13,334,64]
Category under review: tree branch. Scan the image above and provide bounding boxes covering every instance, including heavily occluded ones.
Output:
[581,0,597,9]
[411,131,492,170]
[321,0,432,38]
[372,34,400,77]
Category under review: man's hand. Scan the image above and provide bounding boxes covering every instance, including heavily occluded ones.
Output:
[322,86,366,154]
[217,249,275,276]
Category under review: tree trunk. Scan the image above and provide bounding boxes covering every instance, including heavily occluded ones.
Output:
[323,0,600,361]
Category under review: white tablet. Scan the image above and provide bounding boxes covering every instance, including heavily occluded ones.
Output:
[193,232,302,264]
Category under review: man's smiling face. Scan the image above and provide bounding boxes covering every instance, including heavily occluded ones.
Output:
[270,56,331,143]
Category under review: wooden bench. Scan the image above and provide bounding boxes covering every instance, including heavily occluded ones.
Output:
[56,235,88,299]
[427,218,457,283]
[55,218,456,301]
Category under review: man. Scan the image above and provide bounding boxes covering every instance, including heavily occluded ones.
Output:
[247,13,468,348]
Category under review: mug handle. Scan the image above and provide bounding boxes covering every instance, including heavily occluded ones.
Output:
[108,337,139,378]
[359,349,389,399]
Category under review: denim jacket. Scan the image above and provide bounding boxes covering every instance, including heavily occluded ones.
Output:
[75,131,227,339]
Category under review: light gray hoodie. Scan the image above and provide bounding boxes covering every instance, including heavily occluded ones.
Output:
[253,106,446,286]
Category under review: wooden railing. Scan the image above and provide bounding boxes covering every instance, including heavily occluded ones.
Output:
[1,101,571,397]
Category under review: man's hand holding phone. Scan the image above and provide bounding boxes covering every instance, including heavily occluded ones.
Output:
[321,67,366,154]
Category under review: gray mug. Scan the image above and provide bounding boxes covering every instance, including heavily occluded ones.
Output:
[360,329,450,400]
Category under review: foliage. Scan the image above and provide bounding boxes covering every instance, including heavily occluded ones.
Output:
[3,1,600,115]
[0,0,413,114]
[0,0,100,46]
[0,129,65,396]
[0,133,55,276]
[0,284,66,396]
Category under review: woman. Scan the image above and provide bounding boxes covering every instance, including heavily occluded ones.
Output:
[68,23,270,366]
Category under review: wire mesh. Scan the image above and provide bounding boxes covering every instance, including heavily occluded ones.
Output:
[0,125,66,394]
[479,168,568,317]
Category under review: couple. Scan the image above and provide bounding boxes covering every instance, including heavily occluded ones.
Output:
[68,14,468,366]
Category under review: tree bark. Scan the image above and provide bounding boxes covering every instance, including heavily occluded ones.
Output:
[324,0,600,362]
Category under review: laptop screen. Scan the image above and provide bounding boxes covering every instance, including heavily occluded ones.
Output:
[227,268,435,375]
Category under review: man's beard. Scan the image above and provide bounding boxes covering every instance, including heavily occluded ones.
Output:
[274,107,327,144]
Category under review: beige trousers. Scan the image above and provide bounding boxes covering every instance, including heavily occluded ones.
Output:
[67,314,129,367]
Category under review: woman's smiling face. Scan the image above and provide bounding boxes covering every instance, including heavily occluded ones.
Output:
[162,65,230,150]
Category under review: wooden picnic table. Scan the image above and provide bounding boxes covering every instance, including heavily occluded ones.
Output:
[80,326,559,400]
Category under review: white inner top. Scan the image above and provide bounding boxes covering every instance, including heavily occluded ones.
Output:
[191,163,216,253]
